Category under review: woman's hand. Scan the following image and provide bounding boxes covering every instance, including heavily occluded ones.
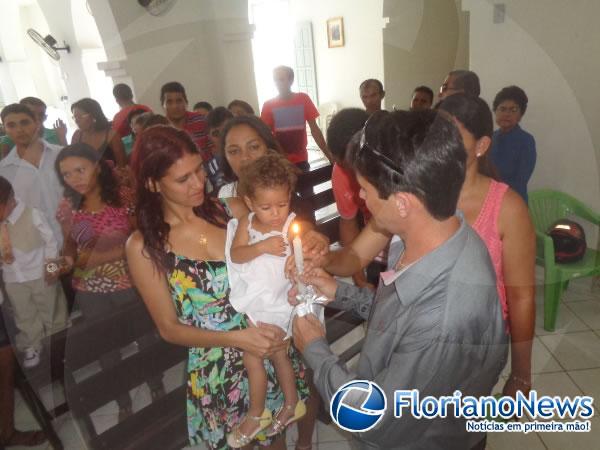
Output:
[236,323,287,358]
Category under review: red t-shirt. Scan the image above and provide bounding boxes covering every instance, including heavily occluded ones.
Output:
[182,111,210,161]
[112,104,152,138]
[260,92,319,164]
[332,163,370,222]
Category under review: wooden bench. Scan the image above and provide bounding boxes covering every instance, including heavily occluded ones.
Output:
[16,327,70,450]
[62,298,188,450]
[0,273,68,450]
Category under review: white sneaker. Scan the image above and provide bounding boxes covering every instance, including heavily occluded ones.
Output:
[23,347,41,368]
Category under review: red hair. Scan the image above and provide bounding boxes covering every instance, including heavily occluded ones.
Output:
[132,125,227,272]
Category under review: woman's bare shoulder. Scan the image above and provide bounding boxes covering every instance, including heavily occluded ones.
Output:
[126,230,145,253]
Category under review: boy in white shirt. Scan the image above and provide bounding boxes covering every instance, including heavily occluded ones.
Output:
[0,176,68,368]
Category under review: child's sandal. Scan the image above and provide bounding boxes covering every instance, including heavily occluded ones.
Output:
[226,408,272,448]
[265,399,306,437]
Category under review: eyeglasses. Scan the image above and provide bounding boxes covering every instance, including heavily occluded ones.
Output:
[439,83,458,94]
[496,106,520,114]
[359,119,404,175]
[72,113,90,121]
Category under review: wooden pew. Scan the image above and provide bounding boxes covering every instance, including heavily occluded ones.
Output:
[16,327,69,450]
[63,298,188,450]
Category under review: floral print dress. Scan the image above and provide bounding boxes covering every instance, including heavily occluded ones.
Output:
[167,253,309,450]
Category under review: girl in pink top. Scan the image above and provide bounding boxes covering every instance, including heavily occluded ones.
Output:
[55,143,138,420]
[440,95,536,399]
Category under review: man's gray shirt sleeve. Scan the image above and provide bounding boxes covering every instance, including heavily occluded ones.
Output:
[327,281,376,320]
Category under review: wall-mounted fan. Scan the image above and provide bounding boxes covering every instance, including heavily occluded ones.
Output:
[138,0,178,17]
[27,29,71,61]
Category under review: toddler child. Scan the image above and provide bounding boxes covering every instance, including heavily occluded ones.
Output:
[225,154,306,447]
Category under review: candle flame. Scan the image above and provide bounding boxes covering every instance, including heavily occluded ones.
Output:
[292,223,300,234]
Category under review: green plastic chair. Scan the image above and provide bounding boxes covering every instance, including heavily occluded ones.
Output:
[529,190,600,331]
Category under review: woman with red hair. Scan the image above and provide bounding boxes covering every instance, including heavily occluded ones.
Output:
[126,125,308,449]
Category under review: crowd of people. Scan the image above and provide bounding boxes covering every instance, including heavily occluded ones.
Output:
[0,66,537,450]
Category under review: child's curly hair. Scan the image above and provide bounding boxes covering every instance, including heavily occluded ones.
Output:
[238,152,300,199]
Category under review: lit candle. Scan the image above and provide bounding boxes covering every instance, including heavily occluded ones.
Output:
[291,223,306,294]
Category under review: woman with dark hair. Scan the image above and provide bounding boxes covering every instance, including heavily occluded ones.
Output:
[490,86,536,203]
[217,115,282,200]
[227,99,255,117]
[71,98,127,168]
[218,115,324,450]
[439,94,535,399]
[55,143,137,419]
[126,125,309,450]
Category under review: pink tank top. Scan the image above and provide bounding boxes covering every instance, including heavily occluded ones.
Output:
[472,180,509,324]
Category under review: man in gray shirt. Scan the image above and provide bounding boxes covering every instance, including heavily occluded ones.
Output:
[292,110,508,449]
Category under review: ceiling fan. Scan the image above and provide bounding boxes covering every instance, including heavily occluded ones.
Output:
[27,29,71,61]
[138,0,178,17]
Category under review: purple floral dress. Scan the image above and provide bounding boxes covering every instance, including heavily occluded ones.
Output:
[167,254,308,449]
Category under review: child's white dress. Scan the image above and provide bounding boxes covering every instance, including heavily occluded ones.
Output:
[225,212,296,333]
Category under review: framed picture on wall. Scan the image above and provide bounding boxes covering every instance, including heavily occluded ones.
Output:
[327,17,344,48]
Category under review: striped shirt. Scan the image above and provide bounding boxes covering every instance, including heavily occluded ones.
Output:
[182,111,210,161]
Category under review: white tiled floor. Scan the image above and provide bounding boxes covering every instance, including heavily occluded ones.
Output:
[11,275,600,450]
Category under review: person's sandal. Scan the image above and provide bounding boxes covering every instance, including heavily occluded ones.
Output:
[226,408,272,448]
[265,399,306,437]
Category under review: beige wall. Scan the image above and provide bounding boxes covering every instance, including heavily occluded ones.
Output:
[383,0,469,110]
[464,0,600,217]
[91,0,258,113]
[290,0,385,110]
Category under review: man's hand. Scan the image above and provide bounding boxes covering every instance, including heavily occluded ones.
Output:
[287,268,337,306]
[301,229,329,257]
[292,314,325,353]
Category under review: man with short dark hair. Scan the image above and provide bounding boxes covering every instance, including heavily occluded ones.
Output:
[0,97,67,158]
[438,70,481,100]
[193,101,213,115]
[0,104,64,246]
[410,86,434,111]
[327,108,373,288]
[160,81,210,161]
[359,79,385,114]
[261,66,331,170]
[111,83,151,138]
[293,110,507,450]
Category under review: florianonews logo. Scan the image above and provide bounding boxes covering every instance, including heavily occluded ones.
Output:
[330,380,387,432]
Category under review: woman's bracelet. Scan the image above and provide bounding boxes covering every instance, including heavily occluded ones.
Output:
[509,373,532,388]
